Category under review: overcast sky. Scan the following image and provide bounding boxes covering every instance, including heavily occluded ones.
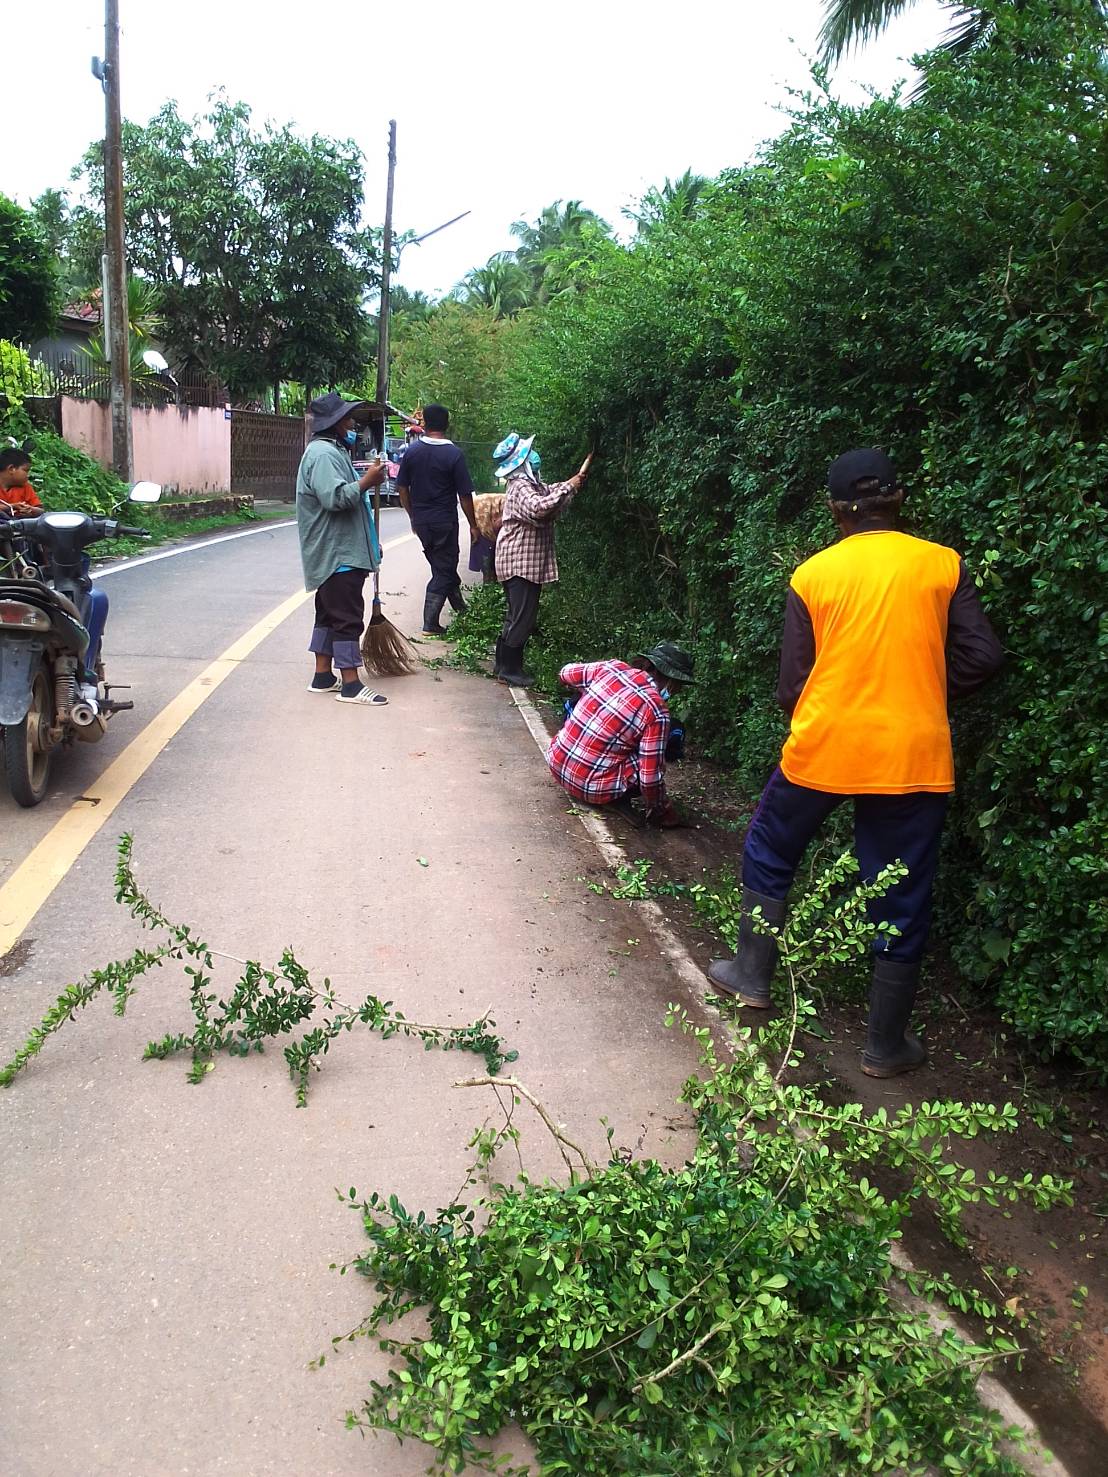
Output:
[7,0,948,299]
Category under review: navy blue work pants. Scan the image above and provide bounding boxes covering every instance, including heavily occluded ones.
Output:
[413,521,462,600]
[742,767,948,962]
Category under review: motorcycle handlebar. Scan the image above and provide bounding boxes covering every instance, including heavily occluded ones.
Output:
[1,515,150,543]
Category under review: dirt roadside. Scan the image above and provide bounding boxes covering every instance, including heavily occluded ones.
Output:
[518,689,1108,1477]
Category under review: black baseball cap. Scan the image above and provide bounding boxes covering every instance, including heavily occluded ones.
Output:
[827,448,899,500]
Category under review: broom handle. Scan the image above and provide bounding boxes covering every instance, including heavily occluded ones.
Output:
[373,475,382,599]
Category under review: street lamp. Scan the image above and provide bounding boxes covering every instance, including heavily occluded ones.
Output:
[374,209,470,416]
[397,210,472,266]
[374,121,470,410]
[375,209,473,410]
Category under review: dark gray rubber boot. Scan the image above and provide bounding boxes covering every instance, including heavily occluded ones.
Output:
[448,586,467,613]
[497,644,535,687]
[707,888,787,1007]
[493,637,504,675]
[861,957,927,1078]
[422,593,447,634]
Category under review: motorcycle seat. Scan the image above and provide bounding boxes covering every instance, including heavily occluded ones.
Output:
[0,578,84,623]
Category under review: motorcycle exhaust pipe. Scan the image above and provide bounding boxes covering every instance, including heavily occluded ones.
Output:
[71,701,107,742]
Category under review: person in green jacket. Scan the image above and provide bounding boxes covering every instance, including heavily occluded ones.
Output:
[297,393,389,706]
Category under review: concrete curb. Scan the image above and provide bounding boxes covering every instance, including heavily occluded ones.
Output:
[507,682,1068,1477]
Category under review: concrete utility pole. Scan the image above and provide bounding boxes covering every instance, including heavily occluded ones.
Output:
[374,119,397,412]
[103,0,133,482]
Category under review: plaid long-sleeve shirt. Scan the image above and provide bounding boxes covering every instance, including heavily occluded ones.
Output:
[548,661,671,810]
[494,470,578,584]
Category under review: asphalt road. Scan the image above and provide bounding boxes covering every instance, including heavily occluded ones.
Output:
[0,518,706,1475]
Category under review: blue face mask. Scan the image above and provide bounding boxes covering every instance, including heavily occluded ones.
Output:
[660,687,671,702]
[342,430,357,449]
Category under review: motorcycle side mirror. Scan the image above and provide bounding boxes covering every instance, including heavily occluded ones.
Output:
[142,350,170,373]
[129,481,163,503]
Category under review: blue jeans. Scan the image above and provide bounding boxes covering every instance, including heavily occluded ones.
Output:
[742,767,948,962]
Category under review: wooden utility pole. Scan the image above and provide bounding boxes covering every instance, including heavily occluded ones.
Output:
[104,0,133,482]
[374,120,397,414]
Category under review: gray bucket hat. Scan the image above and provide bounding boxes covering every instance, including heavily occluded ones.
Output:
[637,642,695,684]
[309,392,369,436]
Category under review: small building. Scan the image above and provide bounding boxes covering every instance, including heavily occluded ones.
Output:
[29,301,102,366]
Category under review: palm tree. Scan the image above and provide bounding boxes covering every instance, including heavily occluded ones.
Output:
[628,170,710,236]
[510,200,606,256]
[81,276,171,393]
[820,0,1106,68]
[510,201,611,301]
[452,254,533,318]
[390,287,436,326]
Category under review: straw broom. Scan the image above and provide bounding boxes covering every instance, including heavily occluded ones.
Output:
[361,480,419,677]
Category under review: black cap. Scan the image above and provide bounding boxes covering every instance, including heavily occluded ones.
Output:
[637,642,695,684]
[828,448,898,500]
[308,392,369,436]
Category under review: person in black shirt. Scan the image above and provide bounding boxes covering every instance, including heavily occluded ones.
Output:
[396,403,479,635]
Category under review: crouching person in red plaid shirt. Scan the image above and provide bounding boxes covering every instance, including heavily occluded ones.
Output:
[548,643,694,828]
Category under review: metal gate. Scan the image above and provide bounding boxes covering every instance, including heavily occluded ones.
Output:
[230,410,305,501]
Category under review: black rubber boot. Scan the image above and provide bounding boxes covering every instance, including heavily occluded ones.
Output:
[861,957,928,1078]
[422,593,447,635]
[707,888,787,1008]
[493,637,504,676]
[448,586,467,613]
[497,644,535,687]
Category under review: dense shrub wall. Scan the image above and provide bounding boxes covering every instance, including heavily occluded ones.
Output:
[501,2,1108,1068]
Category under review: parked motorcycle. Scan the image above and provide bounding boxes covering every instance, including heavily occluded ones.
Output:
[0,481,161,806]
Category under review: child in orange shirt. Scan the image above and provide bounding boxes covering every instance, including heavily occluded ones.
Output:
[0,449,42,514]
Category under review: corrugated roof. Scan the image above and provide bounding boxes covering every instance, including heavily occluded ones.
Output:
[61,299,102,326]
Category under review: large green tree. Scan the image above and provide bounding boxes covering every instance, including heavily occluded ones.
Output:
[0,194,62,343]
[390,300,529,460]
[73,95,379,397]
[28,189,101,301]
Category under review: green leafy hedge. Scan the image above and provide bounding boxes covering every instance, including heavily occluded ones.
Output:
[18,426,126,516]
[499,1,1108,1069]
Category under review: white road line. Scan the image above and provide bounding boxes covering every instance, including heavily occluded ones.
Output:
[95,519,296,577]
[97,509,412,577]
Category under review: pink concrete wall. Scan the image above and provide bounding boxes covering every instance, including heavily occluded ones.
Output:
[62,397,112,470]
[61,398,231,493]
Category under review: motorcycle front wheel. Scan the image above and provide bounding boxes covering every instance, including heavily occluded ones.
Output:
[4,660,55,807]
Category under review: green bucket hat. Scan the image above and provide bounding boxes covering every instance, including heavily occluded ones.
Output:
[637,642,695,684]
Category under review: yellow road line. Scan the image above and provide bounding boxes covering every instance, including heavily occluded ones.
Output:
[0,535,414,957]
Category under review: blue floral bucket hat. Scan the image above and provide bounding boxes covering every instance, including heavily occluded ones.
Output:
[493,431,536,479]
